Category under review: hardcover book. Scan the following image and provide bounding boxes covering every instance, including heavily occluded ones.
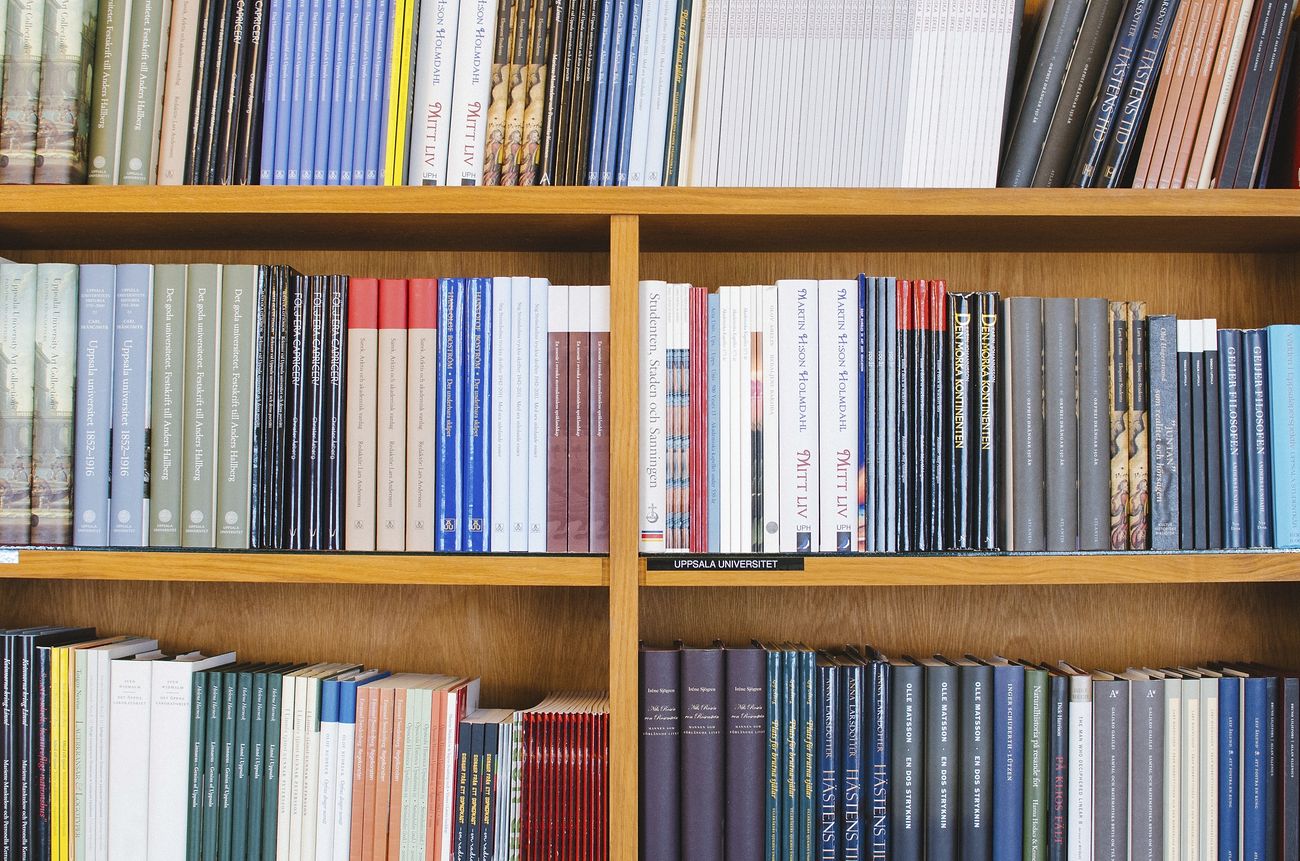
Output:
[108,264,153,547]
[376,279,409,551]
[148,265,187,546]
[30,264,78,546]
[0,263,37,545]
[406,278,439,551]
[1148,315,1181,549]
[182,264,222,548]
[73,265,116,547]
[216,266,261,549]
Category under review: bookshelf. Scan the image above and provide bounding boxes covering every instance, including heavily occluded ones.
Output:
[2,187,1299,861]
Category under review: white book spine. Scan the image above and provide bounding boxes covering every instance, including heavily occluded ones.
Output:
[289,675,313,859]
[737,289,754,551]
[1197,0,1256,187]
[643,0,678,185]
[761,285,780,550]
[276,674,298,861]
[639,280,668,551]
[508,277,530,550]
[446,0,500,185]
[154,0,195,183]
[1184,679,1201,861]
[330,709,355,861]
[315,710,339,861]
[88,651,101,860]
[625,0,662,185]
[106,660,154,861]
[301,677,325,861]
[817,280,858,551]
[776,280,820,552]
[1200,677,1219,861]
[1067,679,1093,861]
[377,307,408,551]
[408,0,463,184]
[406,291,438,551]
[1165,681,1183,861]
[437,689,461,861]
[719,287,734,552]
[345,301,379,551]
[490,276,512,550]
[526,279,549,551]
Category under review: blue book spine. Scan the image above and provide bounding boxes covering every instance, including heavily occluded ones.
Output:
[765,648,780,861]
[286,0,313,183]
[600,0,632,185]
[272,0,299,183]
[365,0,392,184]
[315,0,342,183]
[859,276,871,551]
[1242,329,1274,547]
[1266,677,1280,861]
[868,657,890,861]
[1220,330,1248,548]
[1244,677,1270,861]
[463,279,490,551]
[883,278,897,553]
[300,0,328,184]
[108,265,153,547]
[991,664,1025,861]
[259,0,285,183]
[818,661,840,861]
[799,650,816,861]
[330,0,356,183]
[707,292,721,552]
[73,265,116,546]
[614,0,644,185]
[350,0,377,184]
[481,280,493,547]
[840,660,863,861]
[1267,325,1300,548]
[587,0,616,185]
[1222,675,1242,861]
[436,279,464,550]
[321,678,340,725]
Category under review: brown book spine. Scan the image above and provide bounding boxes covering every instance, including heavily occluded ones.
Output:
[1109,301,1131,550]
[1127,302,1151,549]
[567,286,591,551]
[1185,0,1252,183]
[1165,0,1235,185]
[371,687,396,860]
[386,687,408,861]
[351,685,372,860]
[1133,0,1200,186]
[425,689,447,861]
[588,287,611,553]
[361,685,382,861]
[547,286,570,550]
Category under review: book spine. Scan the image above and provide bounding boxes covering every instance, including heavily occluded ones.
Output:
[1128,303,1151,549]
[304,288,327,548]
[72,266,116,546]
[1243,679,1269,861]
[975,292,999,550]
[721,648,766,861]
[1203,321,1224,548]
[32,0,98,182]
[325,277,348,549]
[992,665,1025,861]
[407,278,439,550]
[0,0,45,182]
[1023,669,1049,861]
[959,665,992,861]
[437,278,465,550]
[546,284,570,550]
[489,277,511,550]
[117,0,171,183]
[344,0,372,184]
[1242,328,1273,547]
[590,285,611,552]
[1179,321,1195,549]
[1220,329,1248,546]
[1044,298,1079,551]
[507,278,529,550]
[1193,321,1210,548]
[1067,676,1093,861]
[464,278,491,550]
[565,285,590,550]
[344,278,379,549]
[1093,679,1131,861]
[108,265,152,547]
[1097,0,1181,185]
[106,658,155,858]
[526,279,548,550]
[447,0,499,184]
[377,278,409,550]
[144,266,185,545]
[408,0,461,183]
[1221,676,1241,861]
[841,656,863,861]
[1077,299,1111,549]
[924,664,958,861]
[889,663,922,861]
[86,0,133,182]
[776,280,820,552]
[819,659,841,861]
[817,280,859,552]
[707,291,722,551]
[949,293,974,549]
[28,265,77,546]
[1268,325,1300,546]
[1008,297,1045,551]
[285,275,309,547]
[1148,315,1181,549]
[1047,675,1068,861]
[215,266,260,548]
[0,266,34,545]
[1130,678,1165,861]
[1109,301,1131,549]
[306,0,337,183]
[181,264,222,547]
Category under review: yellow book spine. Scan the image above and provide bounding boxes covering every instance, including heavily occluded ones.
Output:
[391,0,418,184]
[62,648,73,861]
[52,647,64,861]
[384,0,411,184]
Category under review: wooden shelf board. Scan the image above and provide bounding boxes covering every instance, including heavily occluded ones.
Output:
[640,551,1300,586]
[0,548,607,586]
[2,187,1298,252]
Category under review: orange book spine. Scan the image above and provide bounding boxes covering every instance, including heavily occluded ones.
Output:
[1166,0,1236,185]
[372,688,397,860]
[425,690,448,861]
[386,688,409,861]
[361,686,384,861]
[350,686,372,861]
[1132,0,1198,185]
[1158,0,1222,185]
[1147,0,1208,185]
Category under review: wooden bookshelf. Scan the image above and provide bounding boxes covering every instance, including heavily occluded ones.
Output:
[2,186,1299,861]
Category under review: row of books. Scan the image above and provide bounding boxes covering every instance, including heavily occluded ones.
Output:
[637,279,1300,555]
[640,642,1300,861]
[1001,0,1300,188]
[1,625,609,861]
[0,263,611,552]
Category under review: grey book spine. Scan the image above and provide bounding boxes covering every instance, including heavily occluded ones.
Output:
[1093,679,1130,861]
[1129,677,1165,861]
[1077,298,1110,550]
[30,264,79,546]
[73,264,116,546]
[1007,297,1046,550]
[85,0,133,183]
[108,264,153,546]
[149,264,186,546]
[0,264,37,545]
[960,664,993,861]
[924,663,958,861]
[1024,668,1049,861]
[117,0,172,183]
[1147,315,1180,550]
[1044,299,1079,551]
[890,663,924,861]
[182,264,222,547]
[216,265,259,549]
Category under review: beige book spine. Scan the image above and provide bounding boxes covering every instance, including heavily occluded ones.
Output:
[376,280,408,551]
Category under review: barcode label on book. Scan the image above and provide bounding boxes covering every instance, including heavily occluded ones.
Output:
[645,556,805,571]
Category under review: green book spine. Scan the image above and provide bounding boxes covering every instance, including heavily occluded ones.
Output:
[72,650,89,859]
[182,264,222,547]
[0,263,37,545]
[1024,668,1049,861]
[230,669,254,858]
[1,0,47,181]
[215,265,259,549]
[186,671,208,861]
[30,263,78,546]
[116,0,170,183]
[218,671,238,861]
[246,670,269,855]
[150,264,187,545]
[262,673,283,860]
[33,0,97,182]
[85,0,132,183]
[202,670,224,861]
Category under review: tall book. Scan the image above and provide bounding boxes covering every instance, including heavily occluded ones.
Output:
[108,264,152,547]
[30,264,78,546]
[73,264,115,546]
[526,278,548,550]
[117,0,173,183]
[448,0,502,183]
[818,280,860,553]
[376,279,408,551]
[182,264,222,547]
[639,280,666,551]
[437,279,466,551]
[1079,298,1112,550]
[85,0,133,183]
[590,285,612,552]
[489,277,511,550]
[1108,302,1131,550]
[408,279,439,552]
[776,280,820,552]
[148,265,186,546]
[1148,315,1181,549]
[214,266,260,548]
[1003,297,1045,551]
[464,278,492,551]
[547,284,569,551]
[33,0,99,182]
[1203,320,1224,549]
[566,284,591,550]
[1220,328,1248,547]
[681,646,725,860]
[1241,328,1273,547]
[1128,302,1151,549]
[344,278,379,550]
[0,0,47,181]
[1043,298,1079,552]
[1268,324,1300,547]
[0,264,37,545]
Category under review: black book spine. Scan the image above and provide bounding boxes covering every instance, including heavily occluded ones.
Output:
[1218,0,1285,187]
[273,270,291,549]
[783,648,796,861]
[934,281,950,551]
[662,0,694,185]
[1239,0,1295,186]
[1220,329,1248,547]
[453,721,472,861]
[818,659,840,861]
[18,636,34,860]
[841,657,863,860]
[727,647,767,861]
[326,276,348,549]
[234,0,269,184]
[1178,323,1195,549]
[249,267,269,549]
[286,275,308,549]
[915,283,931,551]
[960,664,993,861]
[949,293,974,550]
[924,663,957,861]
[201,0,236,184]
[33,647,50,860]
[1259,25,1300,187]
[1199,327,1218,549]
[561,0,592,185]
[641,648,681,861]
[682,647,725,861]
[889,663,923,861]
[306,276,328,550]
[572,0,601,184]
[552,0,582,185]
[976,292,1000,550]
[1242,329,1273,547]
[867,657,890,861]
[537,0,568,185]
[1192,330,1209,548]
[215,0,252,184]
[764,648,779,861]
[897,281,913,552]
[800,650,816,861]
[186,0,223,184]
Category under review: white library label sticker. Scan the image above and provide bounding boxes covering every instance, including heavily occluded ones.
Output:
[0,549,18,564]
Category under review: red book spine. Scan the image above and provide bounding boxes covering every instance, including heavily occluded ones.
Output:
[589,287,611,553]
[547,287,570,552]
[567,287,592,551]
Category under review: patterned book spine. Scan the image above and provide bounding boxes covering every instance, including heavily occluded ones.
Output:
[565,285,590,550]
[216,266,260,549]
[1,0,47,181]
[517,0,551,185]
[182,264,222,548]
[437,279,465,551]
[0,264,37,544]
[589,285,611,552]
[1128,302,1151,549]
[30,265,78,546]
[73,265,115,546]
[148,265,186,546]
[33,0,98,182]
[481,0,515,184]
[109,264,153,547]
[706,291,720,551]
[1242,329,1273,547]
[117,0,172,184]
[1148,315,1181,549]
[376,279,408,551]
[406,278,438,551]
[463,278,490,551]
[1108,301,1131,550]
